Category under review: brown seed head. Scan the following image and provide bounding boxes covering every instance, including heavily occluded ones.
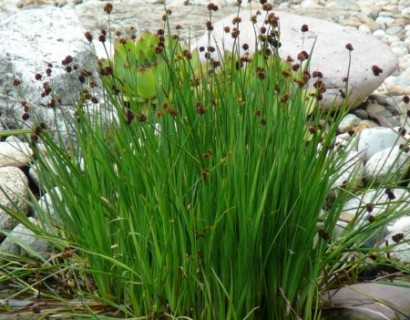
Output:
[318,228,330,241]
[232,16,242,24]
[372,65,383,76]
[392,233,404,243]
[266,13,278,26]
[314,80,326,93]
[257,69,265,80]
[262,3,273,11]
[398,127,406,136]
[365,203,374,213]
[292,63,300,72]
[205,21,213,31]
[207,3,218,11]
[104,3,113,14]
[203,150,213,158]
[345,43,354,51]
[312,70,323,78]
[385,188,395,200]
[280,93,289,104]
[231,28,240,39]
[138,113,147,122]
[126,110,134,124]
[403,95,410,104]
[183,49,192,60]
[399,144,410,152]
[62,55,73,65]
[297,50,309,61]
[196,102,206,114]
[301,24,309,32]
[168,108,179,116]
[84,31,93,42]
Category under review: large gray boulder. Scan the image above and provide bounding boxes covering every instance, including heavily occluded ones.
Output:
[0,6,101,136]
[0,166,29,241]
[194,10,399,111]
[321,283,410,320]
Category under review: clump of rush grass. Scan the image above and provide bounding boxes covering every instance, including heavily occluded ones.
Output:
[1,3,409,320]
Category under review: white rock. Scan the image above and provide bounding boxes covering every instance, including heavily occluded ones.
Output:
[383,232,410,263]
[342,188,410,218]
[300,0,322,8]
[391,46,408,57]
[0,141,32,168]
[0,217,50,259]
[336,132,353,142]
[194,11,399,111]
[0,167,29,240]
[0,7,101,139]
[375,16,395,28]
[357,24,372,35]
[331,148,364,189]
[357,119,380,129]
[357,127,406,161]
[35,187,64,224]
[372,29,388,39]
[338,188,410,244]
[387,216,410,233]
[399,54,410,69]
[338,113,361,133]
[29,155,84,187]
[364,146,410,184]
[326,0,360,9]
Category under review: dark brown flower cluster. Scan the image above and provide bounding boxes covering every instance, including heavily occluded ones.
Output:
[61,55,78,73]
[104,3,113,14]
[207,3,218,11]
[162,9,172,22]
[385,188,395,200]
[256,66,265,80]
[84,31,93,42]
[265,12,278,27]
[30,122,47,144]
[372,65,383,76]
[392,232,404,243]
[297,50,309,62]
[196,102,206,115]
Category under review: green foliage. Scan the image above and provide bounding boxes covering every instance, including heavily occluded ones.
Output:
[99,30,203,112]
[1,10,409,320]
[26,27,348,319]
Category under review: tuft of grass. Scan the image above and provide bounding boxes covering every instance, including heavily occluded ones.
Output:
[1,5,409,320]
[22,21,347,319]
